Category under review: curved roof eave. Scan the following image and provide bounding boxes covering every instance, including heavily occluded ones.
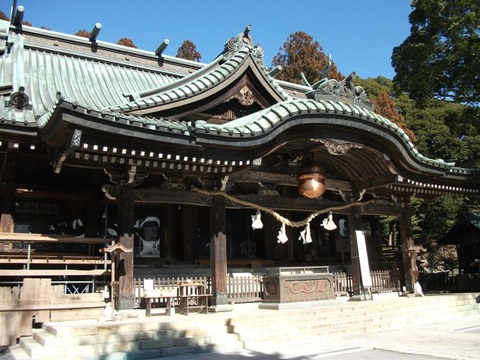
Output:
[38,100,194,147]
[191,98,479,178]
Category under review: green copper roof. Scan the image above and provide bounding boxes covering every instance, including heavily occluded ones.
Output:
[106,40,291,114]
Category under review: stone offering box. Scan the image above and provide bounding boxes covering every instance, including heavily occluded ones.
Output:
[263,266,335,303]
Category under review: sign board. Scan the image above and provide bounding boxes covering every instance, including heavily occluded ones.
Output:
[355,230,372,287]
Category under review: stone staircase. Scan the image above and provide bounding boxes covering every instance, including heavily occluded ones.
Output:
[8,292,480,359]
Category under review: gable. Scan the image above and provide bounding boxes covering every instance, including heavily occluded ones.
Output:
[107,28,290,122]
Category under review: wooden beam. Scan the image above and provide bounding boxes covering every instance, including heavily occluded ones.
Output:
[0,269,109,276]
[0,302,105,312]
[353,175,399,192]
[0,258,111,265]
[229,170,352,191]
[0,233,109,244]
[134,188,212,206]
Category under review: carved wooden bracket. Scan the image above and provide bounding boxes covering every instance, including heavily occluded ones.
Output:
[104,166,148,186]
[313,138,364,156]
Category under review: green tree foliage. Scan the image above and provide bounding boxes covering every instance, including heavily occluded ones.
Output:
[117,38,137,48]
[402,99,479,168]
[357,77,479,169]
[176,40,201,62]
[272,31,343,85]
[413,196,464,272]
[392,0,480,105]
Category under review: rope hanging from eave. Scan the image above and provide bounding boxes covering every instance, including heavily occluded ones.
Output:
[191,187,375,228]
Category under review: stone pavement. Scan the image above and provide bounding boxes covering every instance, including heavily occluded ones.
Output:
[161,314,480,360]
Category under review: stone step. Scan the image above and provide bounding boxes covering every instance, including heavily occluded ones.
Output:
[224,299,471,331]
[11,293,480,359]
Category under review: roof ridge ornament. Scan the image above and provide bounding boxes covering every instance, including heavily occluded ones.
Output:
[222,24,264,61]
[302,58,373,110]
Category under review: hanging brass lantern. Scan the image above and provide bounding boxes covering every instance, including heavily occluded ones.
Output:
[297,161,326,199]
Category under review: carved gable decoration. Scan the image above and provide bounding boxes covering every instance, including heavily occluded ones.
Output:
[234,85,255,106]
[222,25,264,62]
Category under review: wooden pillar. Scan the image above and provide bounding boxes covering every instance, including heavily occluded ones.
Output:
[348,206,362,298]
[116,185,135,310]
[210,195,228,307]
[398,203,415,293]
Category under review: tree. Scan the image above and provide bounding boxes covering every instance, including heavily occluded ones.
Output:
[0,10,31,25]
[117,38,137,48]
[354,77,416,142]
[392,0,480,104]
[374,91,416,141]
[176,40,201,62]
[402,99,479,168]
[272,31,343,85]
[413,196,464,273]
[75,29,89,38]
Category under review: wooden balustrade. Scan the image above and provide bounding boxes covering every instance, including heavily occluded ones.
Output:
[0,232,111,278]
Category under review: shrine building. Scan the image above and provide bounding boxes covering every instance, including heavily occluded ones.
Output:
[1,8,479,313]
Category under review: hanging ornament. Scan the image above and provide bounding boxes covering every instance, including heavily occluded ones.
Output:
[298,223,313,244]
[323,211,337,231]
[251,210,263,230]
[277,223,288,244]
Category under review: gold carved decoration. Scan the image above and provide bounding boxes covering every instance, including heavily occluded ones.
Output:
[312,138,364,156]
[235,85,255,106]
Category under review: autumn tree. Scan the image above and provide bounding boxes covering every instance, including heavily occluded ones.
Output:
[176,40,201,62]
[354,77,416,142]
[375,91,416,141]
[0,10,31,25]
[117,38,137,48]
[75,29,89,38]
[392,0,480,105]
[271,31,343,85]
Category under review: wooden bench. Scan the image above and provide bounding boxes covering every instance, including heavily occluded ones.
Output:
[177,280,211,315]
[140,278,211,316]
[143,288,177,317]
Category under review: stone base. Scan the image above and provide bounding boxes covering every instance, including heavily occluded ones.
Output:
[259,298,348,310]
[208,304,233,313]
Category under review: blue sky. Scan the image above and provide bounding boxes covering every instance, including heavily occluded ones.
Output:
[3,0,413,79]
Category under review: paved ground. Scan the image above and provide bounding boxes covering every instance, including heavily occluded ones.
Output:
[163,314,480,360]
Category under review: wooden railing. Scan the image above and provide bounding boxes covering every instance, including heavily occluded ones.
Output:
[226,274,263,303]
[134,276,208,308]
[0,232,110,276]
[333,270,400,296]
[333,271,353,296]
[370,270,400,293]
[134,274,263,307]
[134,270,400,308]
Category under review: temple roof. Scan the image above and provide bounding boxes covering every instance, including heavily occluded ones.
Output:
[0,19,479,199]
